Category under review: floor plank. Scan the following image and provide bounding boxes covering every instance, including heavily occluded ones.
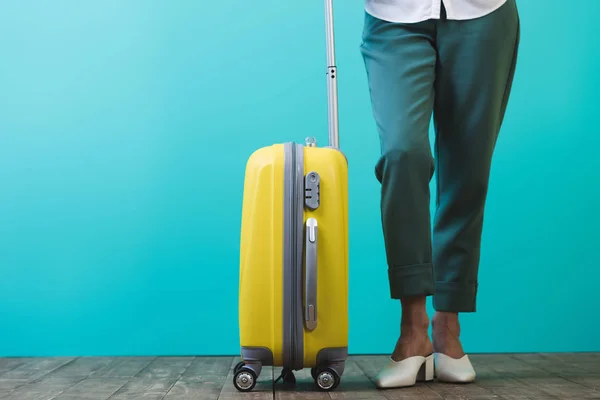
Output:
[0,379,31,392]
[0,359,34,377]
[470,354,560,400]
[330,358,386,400]
[426,377,501,400]
[92,357,155,378]
[0,358,76,398]
[134,357,194,380]
[1,357,75,382]
[106,376,181,400]
[164,357,233,400]
[1,375,86,400]
[52,377,129,400]
[106,357,194,400]
[512,354,600,399]
[514,353,600,377]
[179,356,233,383]
[523,376,600,399]
[44,357,119,379]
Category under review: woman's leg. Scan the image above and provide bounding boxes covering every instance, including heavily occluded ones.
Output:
[431,0,520,358]
[360,12,437,361]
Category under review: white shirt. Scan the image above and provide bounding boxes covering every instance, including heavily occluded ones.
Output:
[365,0,507,23]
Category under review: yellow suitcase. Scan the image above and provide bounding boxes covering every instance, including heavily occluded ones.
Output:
[234,0,348,392]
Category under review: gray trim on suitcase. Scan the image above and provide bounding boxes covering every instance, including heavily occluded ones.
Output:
[282,142,305,371]
[317,347,348,377]
[240,346,273,376]
[317,347,348,364]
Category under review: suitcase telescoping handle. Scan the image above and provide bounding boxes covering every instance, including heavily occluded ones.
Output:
[304,218,318,331]
[324,0,339,149]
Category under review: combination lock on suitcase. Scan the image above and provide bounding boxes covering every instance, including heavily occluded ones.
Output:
[235,0,349,392]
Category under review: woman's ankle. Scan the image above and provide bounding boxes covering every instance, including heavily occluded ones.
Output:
[391,330,433,361]
[432,311,459,328]
[432,312,465,358]
[390,297,433,361]
[400,296,430,331]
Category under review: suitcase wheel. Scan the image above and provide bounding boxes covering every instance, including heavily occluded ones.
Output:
[233,366,257,392]
[314,367,340,391]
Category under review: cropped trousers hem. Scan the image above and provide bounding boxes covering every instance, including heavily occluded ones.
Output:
[389,264,478,312]
[388,263,435,299]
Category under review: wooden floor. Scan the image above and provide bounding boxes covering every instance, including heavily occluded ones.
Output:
[0,354,599,399]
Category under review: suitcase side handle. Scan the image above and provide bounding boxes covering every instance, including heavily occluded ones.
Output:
[304,218,318,331]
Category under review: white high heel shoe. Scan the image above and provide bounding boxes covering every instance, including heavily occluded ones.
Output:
[374,354,434,389]
[434,352,477,383]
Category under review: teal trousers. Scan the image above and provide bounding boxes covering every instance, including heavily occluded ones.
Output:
[360,0,520,312]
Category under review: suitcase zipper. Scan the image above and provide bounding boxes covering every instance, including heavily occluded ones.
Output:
[290,143,298,370]
[283,142,304,371]
[291,142,303,370]
[290,143,297,366]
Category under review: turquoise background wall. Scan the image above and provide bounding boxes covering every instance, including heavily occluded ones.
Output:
[1,0,599,357]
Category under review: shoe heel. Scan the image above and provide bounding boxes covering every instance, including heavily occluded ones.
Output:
[416,355,434,382]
